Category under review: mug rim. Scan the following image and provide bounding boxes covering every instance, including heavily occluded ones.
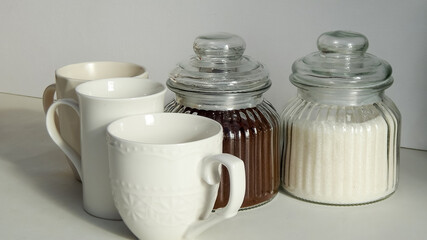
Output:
[75,77,166,101]
[107,113,223,147]
[55,61,147,81]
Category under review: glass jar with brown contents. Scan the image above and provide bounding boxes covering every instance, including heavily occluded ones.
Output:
[165,32,280,210]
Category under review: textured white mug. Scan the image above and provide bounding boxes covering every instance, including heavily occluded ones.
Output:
[43,61,148,181]
[46,77,165,220]
[106,113,246,240]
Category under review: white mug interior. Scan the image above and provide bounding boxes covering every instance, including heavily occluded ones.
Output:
[56,61,147,80]
[107,113,222,145]
[76,77,165,100]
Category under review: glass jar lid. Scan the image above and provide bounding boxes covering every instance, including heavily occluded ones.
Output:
[290,30,393,90]
[167,32,271,95]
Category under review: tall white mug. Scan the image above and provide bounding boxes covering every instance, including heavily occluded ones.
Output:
[43,61,148,181]
[107,113,246,240]
[45,78,166,220]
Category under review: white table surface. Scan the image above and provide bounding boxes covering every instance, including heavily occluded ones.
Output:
[1,92,426,240]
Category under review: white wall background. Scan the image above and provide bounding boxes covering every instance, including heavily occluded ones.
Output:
[1,0,426,150]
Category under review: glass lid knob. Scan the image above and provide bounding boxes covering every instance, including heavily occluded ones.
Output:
[193,32,246,60]
[317,30,369,55]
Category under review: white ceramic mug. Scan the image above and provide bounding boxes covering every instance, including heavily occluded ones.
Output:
[106,113,246,240]
[43,61,148,181]
[45,78,165,220]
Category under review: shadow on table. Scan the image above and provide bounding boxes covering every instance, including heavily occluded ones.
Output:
[0,108,135,239]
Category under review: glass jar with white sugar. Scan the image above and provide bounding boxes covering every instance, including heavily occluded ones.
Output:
[281,30,401,205]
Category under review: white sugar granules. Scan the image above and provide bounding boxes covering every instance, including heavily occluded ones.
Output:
[283,112,397,205]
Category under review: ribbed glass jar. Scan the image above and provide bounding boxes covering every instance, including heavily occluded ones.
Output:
[281,31,401,205]
[165,33,281,209]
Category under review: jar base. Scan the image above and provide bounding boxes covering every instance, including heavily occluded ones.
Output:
[281,187,396,206]
[239,193,278,211]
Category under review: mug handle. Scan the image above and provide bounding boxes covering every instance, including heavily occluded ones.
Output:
[184,153,246,239]
[42,83,60,131]
[45,98,82,179]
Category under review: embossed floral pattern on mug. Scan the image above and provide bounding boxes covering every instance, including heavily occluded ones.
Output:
[111,179,205,226]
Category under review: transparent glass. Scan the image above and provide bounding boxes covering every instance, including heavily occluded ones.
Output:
[165,33,281,209]
[165,100,280,209]
[281,31,401,205]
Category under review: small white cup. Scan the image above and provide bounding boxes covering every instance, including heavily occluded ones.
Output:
[43,61,148,181]
[107,113,246,240]
[45,77,165,220]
